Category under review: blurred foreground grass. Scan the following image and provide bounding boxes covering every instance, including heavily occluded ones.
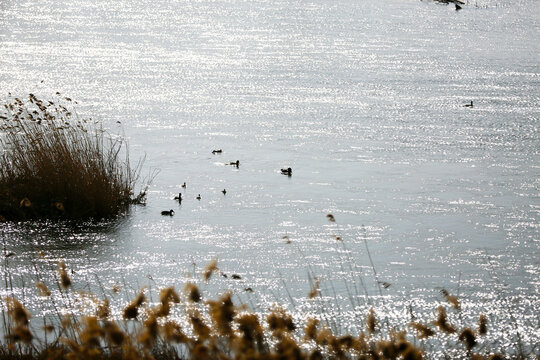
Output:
[0,254,535,360]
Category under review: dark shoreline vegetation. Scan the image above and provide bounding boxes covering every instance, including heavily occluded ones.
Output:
[0,252,536,360]
[0,94,149,222]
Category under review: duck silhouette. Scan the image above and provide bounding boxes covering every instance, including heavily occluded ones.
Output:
[281,167,292,176]
[222,189,227,195]
[228,160,240,167]
[181,182,186,188]
[174,193,182,201]
[464,101,473,107]
[212,149,223,154]
[196,194,201,200]
[161,209,174,216]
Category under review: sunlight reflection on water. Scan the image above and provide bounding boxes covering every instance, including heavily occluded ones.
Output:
[0,0,539,353]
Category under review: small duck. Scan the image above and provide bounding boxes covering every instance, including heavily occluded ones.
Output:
[181,182,186,188]
[464,101,473,108]
[281,167,292,176]
[227,160,240,167]
[212,149,223,154]
[161,209,174,216]
[196,194,201,200]
[174,193,182,201]
[221,189,227,195]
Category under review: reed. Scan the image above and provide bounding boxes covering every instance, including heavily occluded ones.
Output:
[0,94,148,221]
[0,255,534,360]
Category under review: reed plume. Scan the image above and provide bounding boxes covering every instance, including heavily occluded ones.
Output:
[58,261,71,289]
[440,288,460,309]
[477,314,488,335]
[409,322,435,339]
[123,291,145,319]
[207,292,235,337]
[433,306,456,334]
[184,282,201,303]
[366,308,377,334]
[203,258,218,281]
[35,281,51,297]
[458,327,477,350]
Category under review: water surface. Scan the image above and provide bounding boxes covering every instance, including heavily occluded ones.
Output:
[0,0,539,353]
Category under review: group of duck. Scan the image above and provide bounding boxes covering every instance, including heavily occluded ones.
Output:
[161,150,292,216]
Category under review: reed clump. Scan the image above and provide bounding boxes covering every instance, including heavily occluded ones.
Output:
[0,93,147,221]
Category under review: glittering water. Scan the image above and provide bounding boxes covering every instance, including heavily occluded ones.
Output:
[0,0,539,354]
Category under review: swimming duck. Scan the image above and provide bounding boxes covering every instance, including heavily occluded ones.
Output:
[174,193,182,201]
[222,189,227,195]
[464,101,473,107]
[281,167,292,176]
[196,194,201,200]
[212,149,223,154]
[181,182,186,188]
[228,160,240,167]
[161,209,174,216]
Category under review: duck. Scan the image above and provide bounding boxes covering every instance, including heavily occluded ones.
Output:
[196,194,201,200]
[181,182,186,188]
[228,160,240,167]
[221,189,227,195]
[464,101,473,107]
[161,209,174,216]
[212,149,223,154]
[173,193,182,201]
[281,167,292,176]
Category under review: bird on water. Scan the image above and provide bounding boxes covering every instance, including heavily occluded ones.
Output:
[196,194,201,200]
[174,193,182,201]
[222,189,227,195]
[281,167,292,176]
[181,182,186,188]
[464,101,473,107]
[161,209,174,216]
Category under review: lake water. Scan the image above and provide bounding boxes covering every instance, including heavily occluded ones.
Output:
[0,0,539,354]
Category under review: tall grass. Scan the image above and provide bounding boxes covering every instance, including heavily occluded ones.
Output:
[0,94,148,220]
[0,253,534,360]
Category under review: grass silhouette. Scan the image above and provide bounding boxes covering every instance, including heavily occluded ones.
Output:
[0,94,148,221]
[0,251,531,360]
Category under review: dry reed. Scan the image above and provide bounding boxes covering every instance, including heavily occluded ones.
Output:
[0,94,148,220]
[0,258,533,360]
[0,176,534,359]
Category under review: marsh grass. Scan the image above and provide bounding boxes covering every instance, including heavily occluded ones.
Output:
[0,251,534,360]
[0,182,535,358]
[0,94,148,221]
